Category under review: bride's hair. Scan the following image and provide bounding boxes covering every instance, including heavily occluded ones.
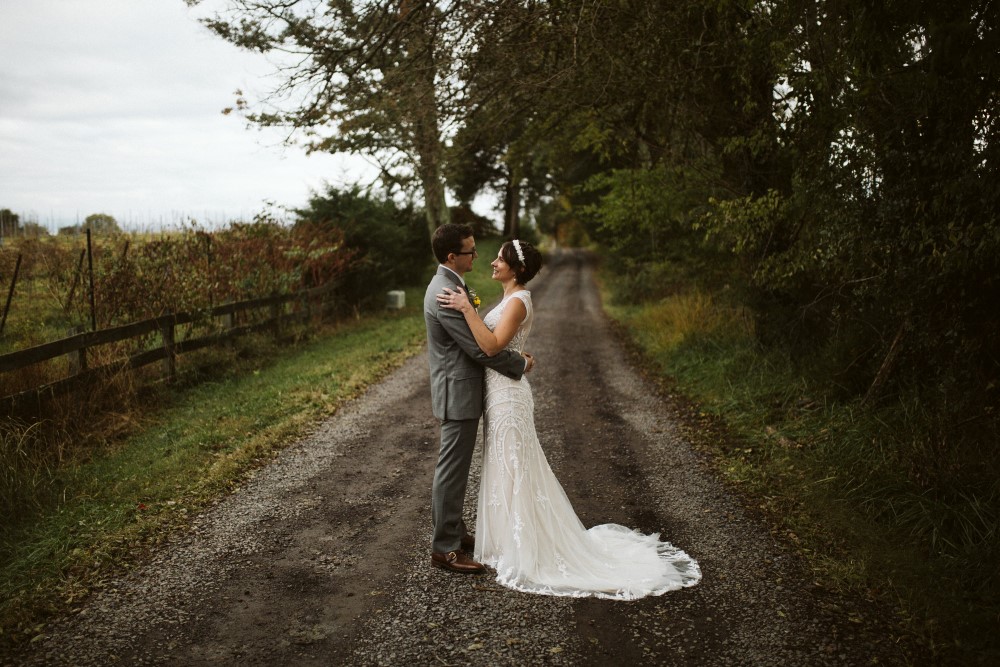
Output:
[501,240,542,284]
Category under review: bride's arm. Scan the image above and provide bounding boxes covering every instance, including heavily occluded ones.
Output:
[437,287,525,356]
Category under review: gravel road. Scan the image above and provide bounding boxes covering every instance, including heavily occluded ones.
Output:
[11,249,908,666]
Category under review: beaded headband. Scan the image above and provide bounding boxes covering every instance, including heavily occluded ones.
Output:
[512,239,525,263]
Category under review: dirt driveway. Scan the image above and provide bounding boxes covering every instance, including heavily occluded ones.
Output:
[15,250,906,666]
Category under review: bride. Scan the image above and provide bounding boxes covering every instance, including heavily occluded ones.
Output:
[437,240,701,600]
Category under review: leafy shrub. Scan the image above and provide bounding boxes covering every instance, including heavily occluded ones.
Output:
[294,185,430,309]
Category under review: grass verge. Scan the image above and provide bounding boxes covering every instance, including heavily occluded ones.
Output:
[599,267,998,665]
[0,288,427,652]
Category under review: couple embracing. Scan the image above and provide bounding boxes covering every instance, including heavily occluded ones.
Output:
[423,223,701,599]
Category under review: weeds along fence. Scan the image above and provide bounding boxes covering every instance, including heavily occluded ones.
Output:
[0,219,358,415]
[0,283,338,416]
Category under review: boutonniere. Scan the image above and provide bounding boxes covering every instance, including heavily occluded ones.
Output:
[467,286,481,310]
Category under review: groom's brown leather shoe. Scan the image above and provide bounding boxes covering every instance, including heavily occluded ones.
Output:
[431,551,486,574]
[460,533,476,551]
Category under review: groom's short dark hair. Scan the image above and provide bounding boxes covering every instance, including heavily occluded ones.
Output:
[432,223,474,264]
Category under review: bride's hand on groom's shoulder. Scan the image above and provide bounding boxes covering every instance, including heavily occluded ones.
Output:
[436,286,471,313]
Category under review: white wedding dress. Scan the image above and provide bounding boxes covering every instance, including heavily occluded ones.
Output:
[475,291,701,599]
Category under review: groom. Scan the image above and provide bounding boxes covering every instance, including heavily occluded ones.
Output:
[423,223,534,573]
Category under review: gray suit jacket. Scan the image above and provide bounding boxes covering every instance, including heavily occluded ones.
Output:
[424,266,526,421]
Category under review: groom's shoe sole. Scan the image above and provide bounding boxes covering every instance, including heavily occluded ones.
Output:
[431,551,486,574]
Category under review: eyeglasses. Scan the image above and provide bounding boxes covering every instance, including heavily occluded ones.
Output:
[454,248,477,256]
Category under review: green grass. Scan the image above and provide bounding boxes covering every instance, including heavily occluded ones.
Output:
[600,267,999,664]
[0,289,428,650]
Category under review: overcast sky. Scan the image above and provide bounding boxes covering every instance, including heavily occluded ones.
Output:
[0,0,378,231]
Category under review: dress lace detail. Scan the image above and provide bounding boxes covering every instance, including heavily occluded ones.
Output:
[476,291,701,599]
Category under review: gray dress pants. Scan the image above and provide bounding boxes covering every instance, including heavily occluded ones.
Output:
[431,417,480,553]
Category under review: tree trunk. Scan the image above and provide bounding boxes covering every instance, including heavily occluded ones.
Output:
[503,166,520,239]
[400,1,451,240]
[415,144,450,237]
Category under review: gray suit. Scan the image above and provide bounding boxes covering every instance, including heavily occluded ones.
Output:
[424,266,526,553]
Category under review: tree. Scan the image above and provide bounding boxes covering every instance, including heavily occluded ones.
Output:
[20,221,49,238]
[84,213,121,234]
[187,0,482,237]
[0,209,20,238]
[294,184,427,308]
[422,2,555,239]
[765,0,1000,390]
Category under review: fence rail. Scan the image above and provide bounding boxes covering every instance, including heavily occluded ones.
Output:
[0,282,337,414]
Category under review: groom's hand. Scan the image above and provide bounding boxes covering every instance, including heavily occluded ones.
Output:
[523,352,536,373]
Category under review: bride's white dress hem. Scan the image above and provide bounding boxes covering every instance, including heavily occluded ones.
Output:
[474,291,701,600]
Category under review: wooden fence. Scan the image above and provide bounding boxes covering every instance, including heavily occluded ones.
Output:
[0,283,338,415]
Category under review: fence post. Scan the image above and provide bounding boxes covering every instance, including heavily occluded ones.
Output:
[161,313,176,381]
[86,227,96,331]
[270,294,280,338]
[204,234,213,308]
[220,303,234,349]
[68,325,87,374]
[300,292,311,324]
[0,253,22,337]
[221,306,234,331]
[64,248,86,313]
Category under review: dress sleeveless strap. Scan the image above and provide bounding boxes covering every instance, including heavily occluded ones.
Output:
[511,290,532,315]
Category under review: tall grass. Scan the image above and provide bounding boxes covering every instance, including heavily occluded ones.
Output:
[0,421,57,517]
[602,267,1000,662]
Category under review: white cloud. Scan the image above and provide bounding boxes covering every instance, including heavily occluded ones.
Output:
[0,0,377,230]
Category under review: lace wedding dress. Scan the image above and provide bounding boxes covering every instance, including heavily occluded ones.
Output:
[475,291,701,599]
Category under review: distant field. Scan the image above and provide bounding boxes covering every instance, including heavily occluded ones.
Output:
[0,236,90,353]
[1,231,174,353]
[0,223,356,397]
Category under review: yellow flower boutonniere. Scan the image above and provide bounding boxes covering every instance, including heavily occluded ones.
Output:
[468,287,481,310]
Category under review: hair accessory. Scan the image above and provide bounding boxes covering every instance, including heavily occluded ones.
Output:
[512,239,525,263]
